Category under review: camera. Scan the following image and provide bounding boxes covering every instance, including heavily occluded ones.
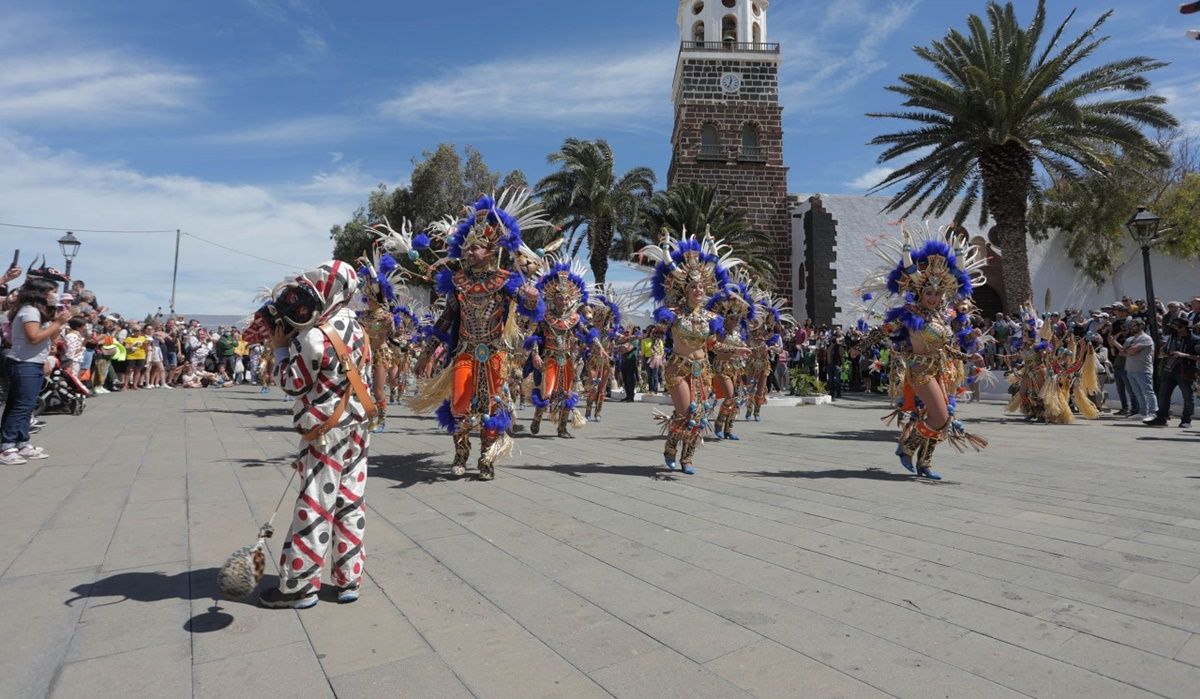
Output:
[242,283,321,344]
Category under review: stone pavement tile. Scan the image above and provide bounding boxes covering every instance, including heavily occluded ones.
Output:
[1118,573,1200,607]
[358,517,418,555]
[64,562,192,662]
[883,560,1062,617]
[1179,520,1200,530]
[1135,531,1200,555]
[817,521,973,566]
[102,500,188,571]
[705,639,889,699]
[187,500,257,565]
[186,467,246,506]
[953,552,1200,632]
[417,531,663,673]
[50,640,191,699]
[1035,599,1192,658]
[0,570,88,698]
[328,652,473,699]
[299,583,431,677]
[193,640,331,698]
[1102,537,1200,570]
[126,477,187,503]
[930,632,1151,699]
[427,500,760,665]
[915,590,1078,655]
[368,547,610,698]
[43,484,128,531]
[1175,634,1200,666]
[589,646,752,699]
[190,590,311,665]
[1052,632,1200,699]
[4,524,114,578]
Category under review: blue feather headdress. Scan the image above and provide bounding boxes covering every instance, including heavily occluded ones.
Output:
[633,231,742,318]
[436,187,553,264]
[535,260,590,308]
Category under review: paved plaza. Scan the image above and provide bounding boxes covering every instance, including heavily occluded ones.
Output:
[2,387,1199,698]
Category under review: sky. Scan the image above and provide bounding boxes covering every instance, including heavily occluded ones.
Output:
[2,0,1197,316]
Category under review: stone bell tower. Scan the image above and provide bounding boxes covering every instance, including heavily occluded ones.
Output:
[668,0,790,300]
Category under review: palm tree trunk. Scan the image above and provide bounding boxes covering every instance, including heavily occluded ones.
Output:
[981,142,1035,315]
[589,220,611,286]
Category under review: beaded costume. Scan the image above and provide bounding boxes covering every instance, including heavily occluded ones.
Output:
[583,291,624,422]
[1006,306,1099,423]
[410,189,547,480]
[527,260,591,437]
[636,232,742,475]
[859,226,988,480]
[707,283,755,440]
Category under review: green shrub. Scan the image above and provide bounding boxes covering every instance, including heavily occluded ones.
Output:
[788,369,827,396]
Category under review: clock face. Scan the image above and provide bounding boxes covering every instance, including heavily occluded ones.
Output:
[720,72,742,94]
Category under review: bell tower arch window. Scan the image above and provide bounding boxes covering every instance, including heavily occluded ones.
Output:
[699,123,722,160]
[721,15,737,46]
[692,20,705,43]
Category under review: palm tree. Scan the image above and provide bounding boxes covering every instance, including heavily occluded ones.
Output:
[618,182,777,286]
[535,138,655,285]
[868,0,1177,313]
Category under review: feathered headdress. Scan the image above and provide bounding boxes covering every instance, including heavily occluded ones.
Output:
[858,222,986,305]
[634,228,742,310]
[441,187,553,263]
[587,284,627,333]
[535,257,590,310]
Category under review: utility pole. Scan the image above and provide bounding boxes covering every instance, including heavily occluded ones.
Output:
[170,228,181,316]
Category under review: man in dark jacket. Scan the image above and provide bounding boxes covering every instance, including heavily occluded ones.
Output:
[1145,316,1198,428]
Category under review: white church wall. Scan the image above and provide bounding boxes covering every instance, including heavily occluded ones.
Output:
[792,194,1199,326]
[1027,234,1200,312]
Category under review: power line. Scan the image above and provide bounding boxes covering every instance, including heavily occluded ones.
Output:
[0,221,174,234]
[181,232,304,270]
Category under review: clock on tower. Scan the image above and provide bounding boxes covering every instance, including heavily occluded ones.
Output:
[668,0,791,301]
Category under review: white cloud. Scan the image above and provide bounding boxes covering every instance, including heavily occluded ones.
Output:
[0,132,378,315]
[846,166,894,191]
[0,13,200,126]
[202,115,365,146]
[378,45,676,130]
[772,0,918,110]
[0,52,200,125]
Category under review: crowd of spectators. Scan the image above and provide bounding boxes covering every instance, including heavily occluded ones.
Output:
[1,263,273,465]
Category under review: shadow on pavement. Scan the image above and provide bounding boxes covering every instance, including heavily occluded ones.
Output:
[737,466,946,482]
[368,451,449,488]
[186,407,290,419]
[510,462,676,480]
[765,429,896,442]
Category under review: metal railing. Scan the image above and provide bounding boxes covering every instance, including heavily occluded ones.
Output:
[681,40,780,53]
[697,144,726,160]
[739,145,767,162]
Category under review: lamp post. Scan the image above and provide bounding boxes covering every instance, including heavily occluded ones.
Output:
[57,231,82,294]
[1125,206,1162,386]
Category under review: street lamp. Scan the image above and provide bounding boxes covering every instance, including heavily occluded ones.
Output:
[1125,206,1162,384]
[57,231,81,293]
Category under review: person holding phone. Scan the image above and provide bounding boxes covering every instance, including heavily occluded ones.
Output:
[2,276,72,465]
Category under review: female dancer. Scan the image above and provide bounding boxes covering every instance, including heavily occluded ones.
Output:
[638,232,741,475]
[860,226,988,480]
[708,283,754,440]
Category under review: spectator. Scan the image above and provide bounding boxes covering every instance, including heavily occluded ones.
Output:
[1118,319,1157,421]
[122,324,149,390]
[617,328,640,402]
[2,277,72,465]
[1108,303,1140,416]
[1145,316,1197,428]
[216,328,237,380]
[62,317,87,377]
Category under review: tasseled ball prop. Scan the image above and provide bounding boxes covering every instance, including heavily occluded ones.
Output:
[217,522,274,599]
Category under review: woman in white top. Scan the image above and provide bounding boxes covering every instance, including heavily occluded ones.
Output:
[3,277,72,465]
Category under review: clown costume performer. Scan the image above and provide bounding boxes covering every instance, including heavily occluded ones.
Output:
[527,260,591,437]
[859,226,989,480]
[637,231,741,475]
[708,282,755,440]
[583,290,624,422]
[256,261,374,608]
[410,189,547,480]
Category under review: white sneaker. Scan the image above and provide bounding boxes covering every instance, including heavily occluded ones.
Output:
[163,384,173,390]
[0,450,28,465]
[18,445,49,460]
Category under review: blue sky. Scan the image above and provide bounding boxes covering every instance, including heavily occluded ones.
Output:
[2,0,1197,314]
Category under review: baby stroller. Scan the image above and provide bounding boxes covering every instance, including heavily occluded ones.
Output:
[37,367,88,416]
